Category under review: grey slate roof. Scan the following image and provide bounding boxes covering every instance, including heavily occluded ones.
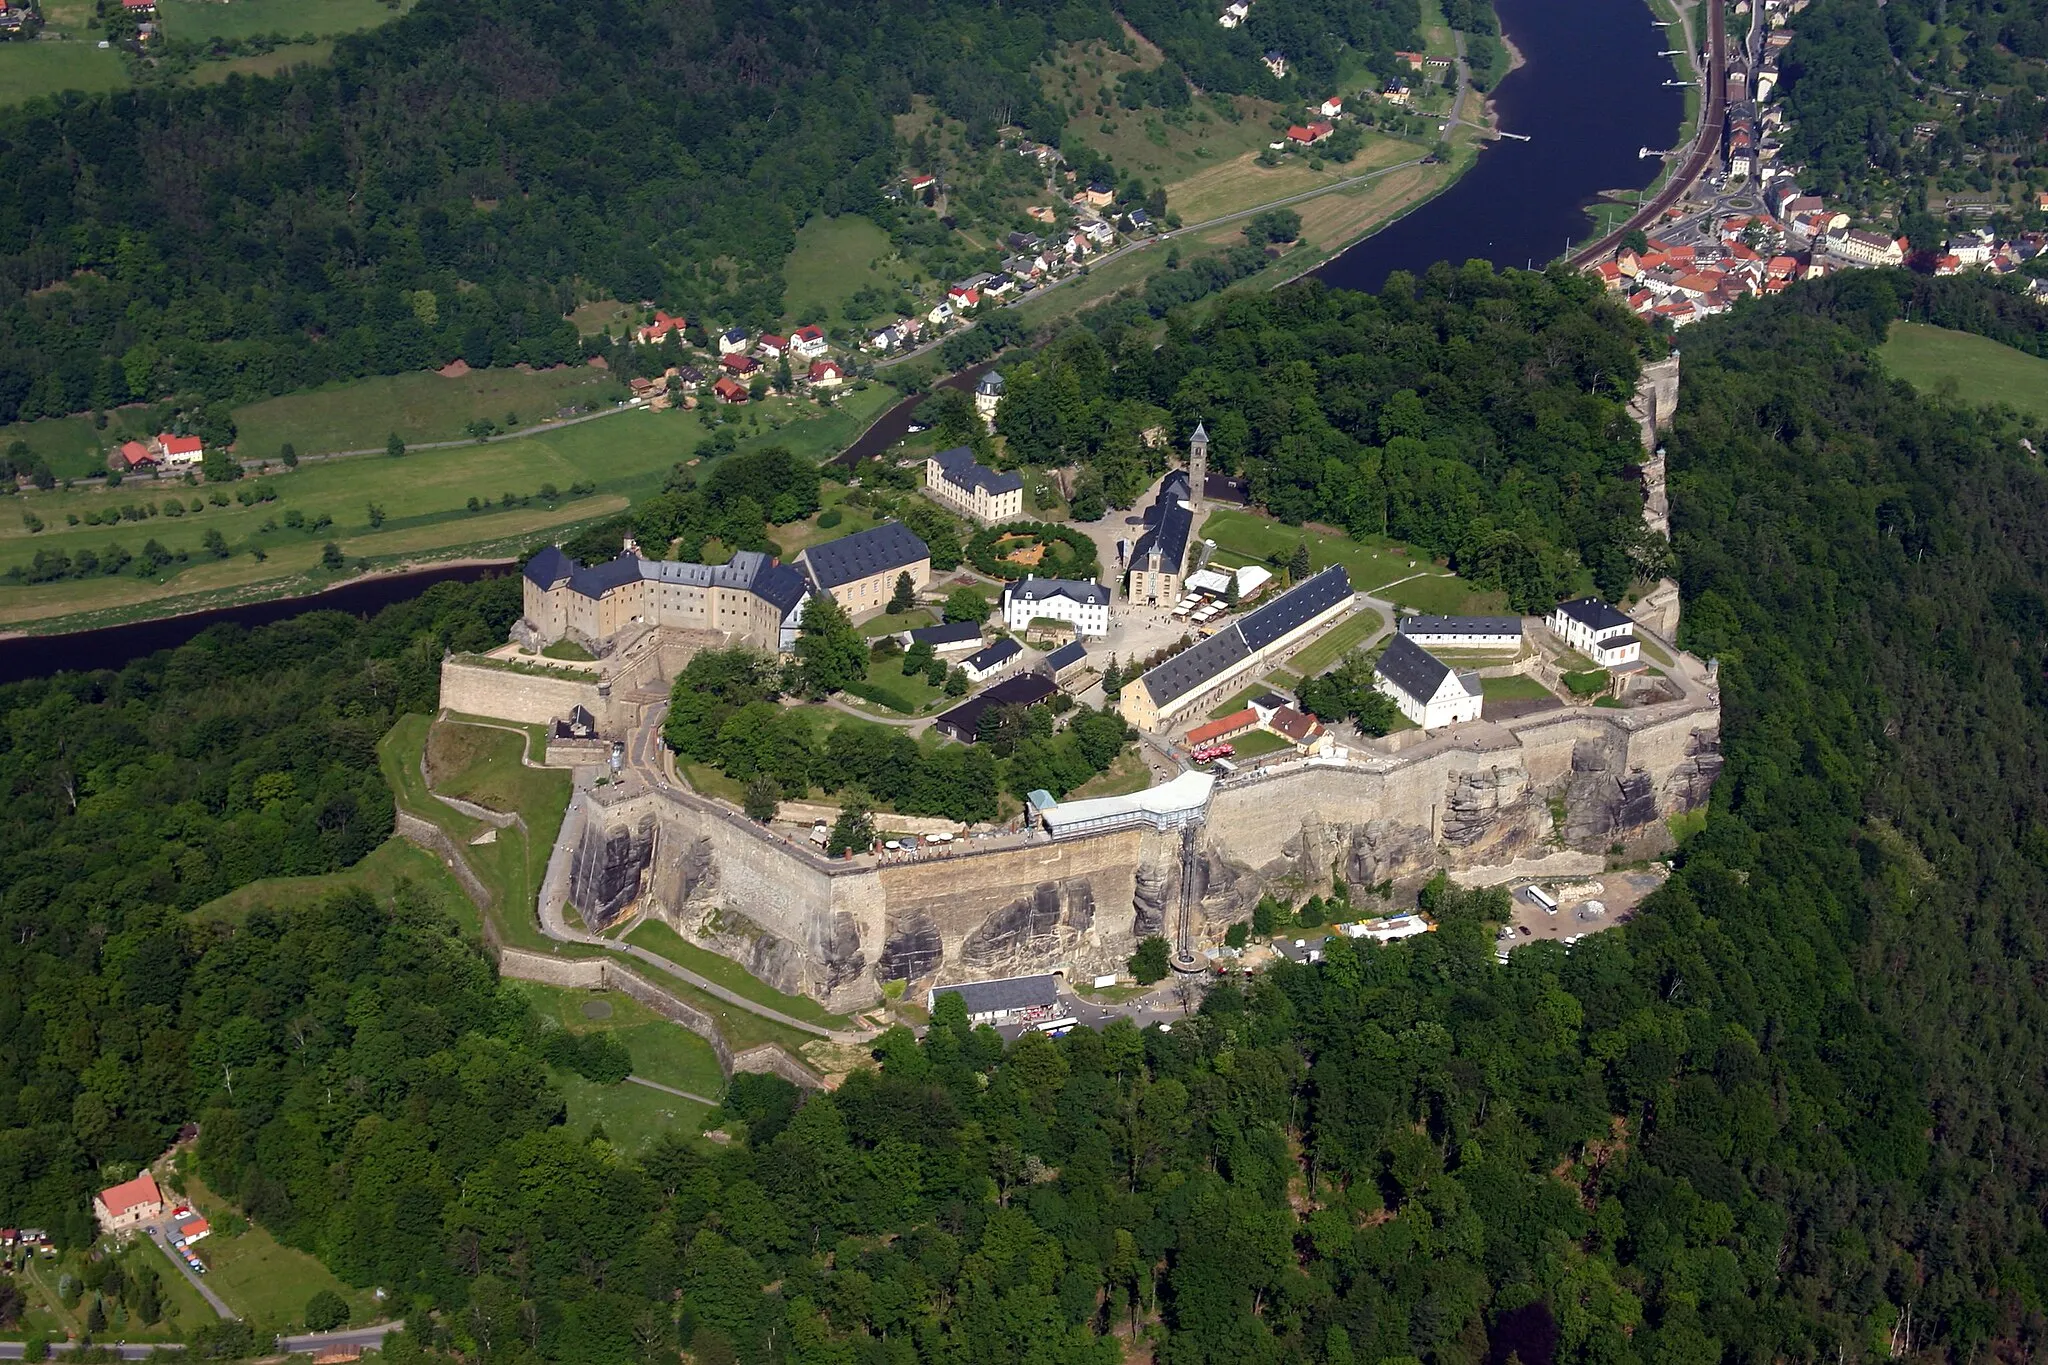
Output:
[932,973,1059,1017]
[1141,627,1251,707]
[908,620,984,648]
[1238,565,1351,650]
[931,446,1023,497]
[1130,471,1194,576]
[935,673,1059,740]
[1005,576,1109,609]
[1373,633,1453,704]
[523,546,809,616]
[1555,597,1633,632]
[976,372,1006,397]
[1399,614,1523,638]
[800,522,930,590]
[964,637,1023,673]
[1042,641,1087,672]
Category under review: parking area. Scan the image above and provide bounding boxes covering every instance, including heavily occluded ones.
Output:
[1498,866,1671,954]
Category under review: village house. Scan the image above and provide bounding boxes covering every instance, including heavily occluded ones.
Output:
[1286,122,1335,147]
[791,324,830,360]
[151,433,203,468]
[1318,95,1344,119]
[116,440,158,471]
[94,1171,164,1233]
[959,636,1024,684]
[1263,50,1287,77]
[1218,0,1248,26]
[719,353,759,376]
[634,310,686,345]
[712,376,749,404]
[974,371,1005,424]
[1382,78,1411,105]
[1373,633,1483,730]
[1549,597,1641,668]
[755,333,787,360]
[717,327,751,355]
[928,301,955,327]
[1076,181,1115,209]
[805,359,845,390]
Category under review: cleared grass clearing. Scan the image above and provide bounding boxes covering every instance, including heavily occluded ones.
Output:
[198,836,480,937]
[157,0,410,42]
[1878,322,2048,422]
[1286,608,1385,676]
[782,215,902,328]
[0,40,129,108]
[188,40,333,82]
[172,1175,380,1333]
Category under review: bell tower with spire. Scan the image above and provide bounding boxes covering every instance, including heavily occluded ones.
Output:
[1188,421,1209,516]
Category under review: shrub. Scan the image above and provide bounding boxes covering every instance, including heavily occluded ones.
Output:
[304,1290,349,1333]
[1128,935,1171,983]
[1563,669,1609,697]
[818,508,843,528]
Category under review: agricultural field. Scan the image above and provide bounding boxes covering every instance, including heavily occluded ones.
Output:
[0,39,129,107]
[231,363,624,458]
[1170,134,1416,227]
[157,0,411,43]
[1877,322,2048,422]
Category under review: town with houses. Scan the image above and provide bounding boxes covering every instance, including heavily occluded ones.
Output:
[1588,0,2048,321]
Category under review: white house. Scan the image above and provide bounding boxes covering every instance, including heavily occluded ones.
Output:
[791,324,830,359]
[1549,597,1641,667]
[1003,575,1111,638]
[1819,229,1904,268]
[928,301,954,327]
[718,328,751,355]
[960,636,1024,683]
[974,371,1005,425]
[1373,633,1483,730]
[1397,614,1523,649]
[1218,0,1248,25]
[1318,96,1344,118]
[151,433,204,468]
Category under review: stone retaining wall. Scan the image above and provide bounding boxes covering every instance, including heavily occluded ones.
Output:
[395,811,496,909]
[441,658,605,728]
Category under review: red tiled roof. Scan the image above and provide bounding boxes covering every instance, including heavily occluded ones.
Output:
[794,324,824,343]
[807,359,841,380]
[1267,706,1321,744]
[1186,710,1256,746]
[712,377,748,401]
[757,333,786,349]
[719,353,757,374]
[157,433,202,456]
[99,1172,161,1219]
[118,440,156,467]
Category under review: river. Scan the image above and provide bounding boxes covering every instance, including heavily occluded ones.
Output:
[0,563,509,686]
[0,0,1678,684]
[1314,0,1684,292]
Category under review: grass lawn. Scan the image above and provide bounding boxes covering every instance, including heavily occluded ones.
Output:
[1381,573,1508,617]
[425,718,565,816]
[1207,684,1269,720]
[620,956,820,1054]
[857,607,935,637]
[549,1068,716,1155]
[232,364,623,458]
[377,714,579,957]
[1481,674,1557,703]
[0,40,129,108]
[197,836,480,938]
[568,298,634,337]
[514,980,730,1095]
[1633,632,1674,667]
[170,1176,380,1334]
[1877,322,2048,422]
[679,760,749,804]
[1199,507,1425,594]
[542,638,596,661]
[1286,608,1385,676]
[158,0,411,42]
[1063,747,1153,798]
[846,652,947,713]
[622,920,849,1029]
[782,215,905,329]
[1228,728,1294,759]
[123,1238,223,1337]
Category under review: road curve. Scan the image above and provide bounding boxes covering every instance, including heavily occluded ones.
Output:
[1567,0,1725,268]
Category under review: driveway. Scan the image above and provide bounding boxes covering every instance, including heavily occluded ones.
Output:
[141,1221,234,1321]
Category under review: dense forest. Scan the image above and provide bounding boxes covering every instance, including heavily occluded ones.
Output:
[1781,0,2048,219]
[996,265,1667,609]
[15,274,2048,1362]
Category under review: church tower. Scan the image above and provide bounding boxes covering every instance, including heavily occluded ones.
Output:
[1188,421,1209,515]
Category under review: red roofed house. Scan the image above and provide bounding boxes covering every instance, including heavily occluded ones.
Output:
[95,1171,163,1232]
[1286,123,1334,146]
[116,440,157,470]
[634,310,686,345]
[151,433,203,468]
[172,1214,211,1244]
[946,285,980,308]
[1593,261,1625,290]
[121,0,154,10]
[1265,705,1323,747]
[1185,709,1258,748]
[791,324,829,360]
[806,359,845,390]
[755,333,787,359]
[1672,272,1723,298]
[1318,96,1344,118]
[712,376,750,404]
[1394,50,1426,70]
[719,353,759,376]
[1934,253,1962,276]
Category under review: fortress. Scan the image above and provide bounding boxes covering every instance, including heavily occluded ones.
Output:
[548,686,1719,1012]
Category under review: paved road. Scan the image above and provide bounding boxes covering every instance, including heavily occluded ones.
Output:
[277,1322,406,1355]
[1567,0,1726,267]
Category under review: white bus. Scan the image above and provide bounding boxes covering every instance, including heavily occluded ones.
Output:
[1525,885,1558,914]
[1034,1016,1079,1037]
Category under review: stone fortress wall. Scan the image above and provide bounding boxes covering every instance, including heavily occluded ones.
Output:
[558,694,1719,1014]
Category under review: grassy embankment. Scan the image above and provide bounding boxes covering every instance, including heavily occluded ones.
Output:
[1877,322,2048,422]
[514,982,727,1149]
[1197,507,1507,618]
[622,919,850,1029]
[0,369,898,633]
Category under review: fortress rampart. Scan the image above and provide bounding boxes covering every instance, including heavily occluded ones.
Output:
[559,694,1720,1012]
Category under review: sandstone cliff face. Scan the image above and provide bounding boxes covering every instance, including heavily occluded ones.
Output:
[570,704,1720,1007]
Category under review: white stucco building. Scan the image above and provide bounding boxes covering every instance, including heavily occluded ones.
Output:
[1373,633,1483,730]
[1002,575,1111,637]
[1549,597,1642,668]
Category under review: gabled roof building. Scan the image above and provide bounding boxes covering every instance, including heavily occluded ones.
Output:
[1002,574,1111,637]
[522,545,812,654]
[924,446,1024,525]
[1373,633,1482,731]
[1548,597,1641,668]
[796,521,933,613]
